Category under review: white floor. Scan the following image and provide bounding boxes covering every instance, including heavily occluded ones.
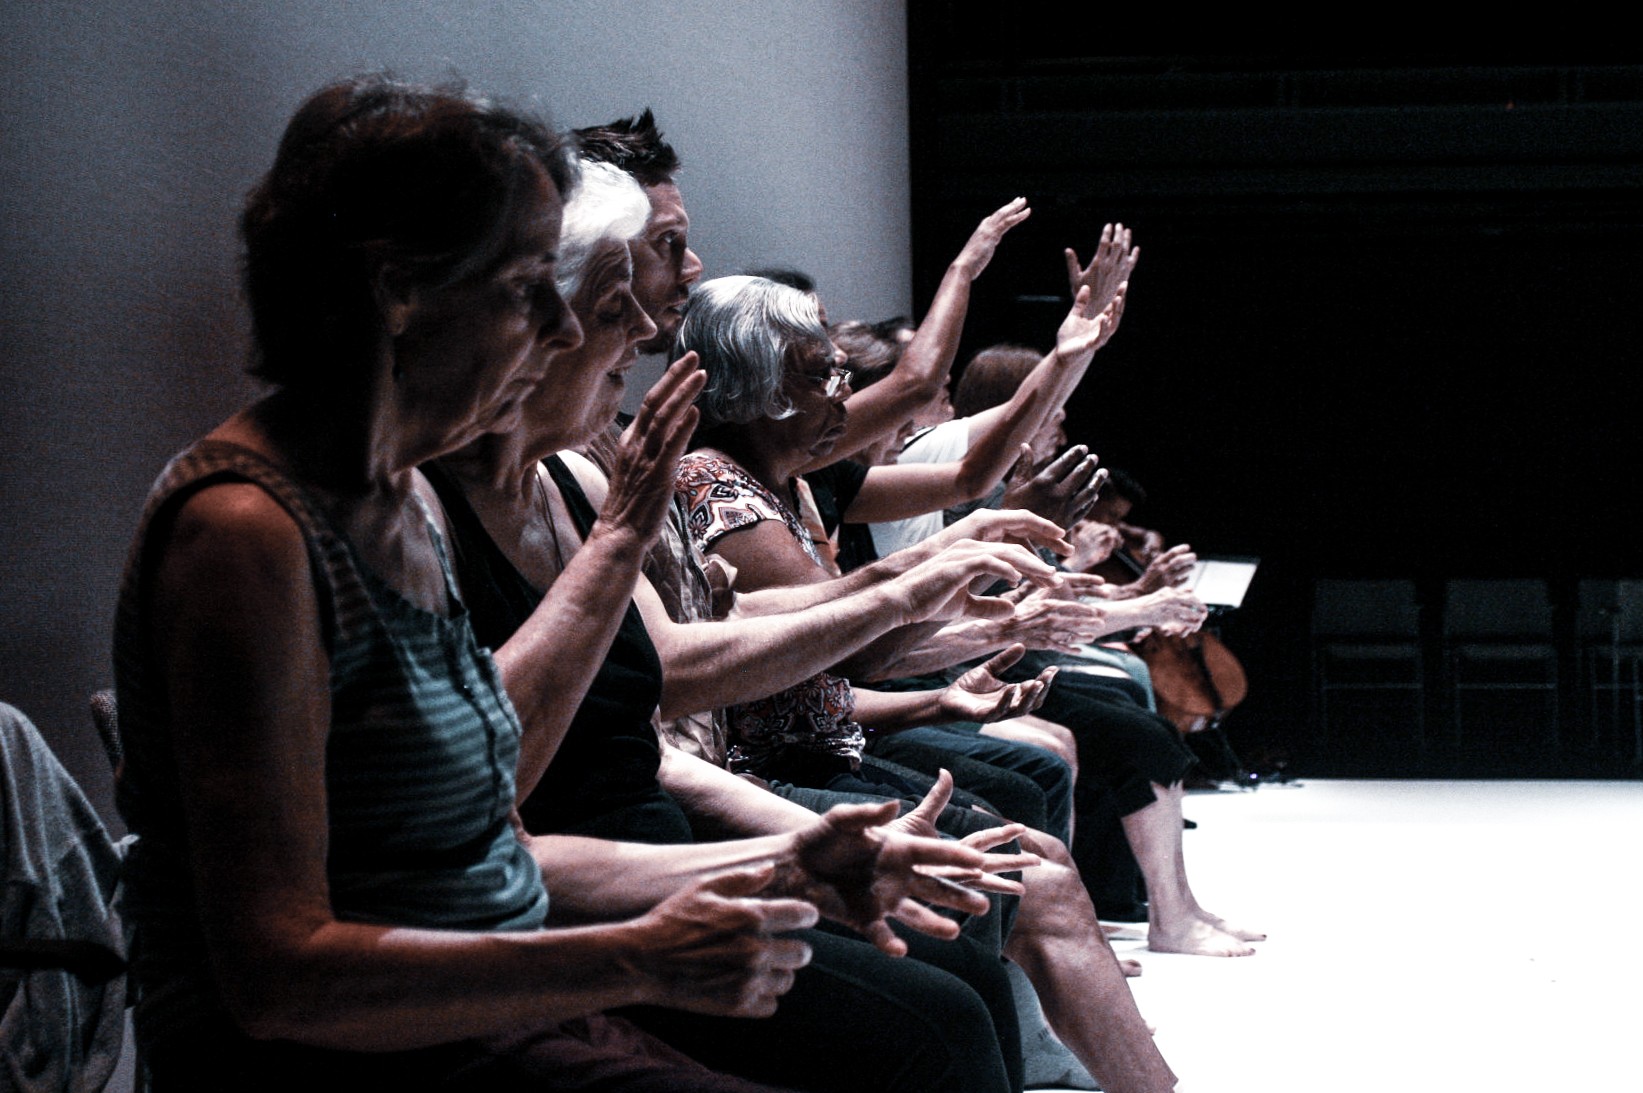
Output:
[1109,779,1643,1093]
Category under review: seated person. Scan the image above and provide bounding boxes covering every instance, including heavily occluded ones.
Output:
[679,276,1261,960]
[115,78,993,1092]
[671,275,1186,1091]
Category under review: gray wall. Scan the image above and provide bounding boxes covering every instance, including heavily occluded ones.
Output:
[0,0,911,824]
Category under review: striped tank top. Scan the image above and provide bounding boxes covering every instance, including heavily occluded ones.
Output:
[113,440,547,1061]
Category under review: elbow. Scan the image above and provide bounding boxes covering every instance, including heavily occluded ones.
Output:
[213,927,353,1045]
[221,969,325,1043]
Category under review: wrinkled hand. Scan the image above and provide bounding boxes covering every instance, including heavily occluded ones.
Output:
[1002,443,1108,528]
[1131,543,1197,595]
[1066,518,1122,572]
[596,352,705,545]
[627,864,818,1017]
[773,797,997,956]
[1124,587,1208,634]
[990,583,1108,653]
[1064,222,1139,316]
[941,644,1055,724]
[952,196,1031,280]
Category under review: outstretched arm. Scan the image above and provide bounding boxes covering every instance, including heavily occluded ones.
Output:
[840,283,1125,525]
[802,197,1031,471]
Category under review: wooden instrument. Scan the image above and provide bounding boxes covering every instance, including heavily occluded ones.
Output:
[1110,544,1249,734]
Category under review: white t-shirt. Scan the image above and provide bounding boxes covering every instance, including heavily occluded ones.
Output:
[868,417,972,558]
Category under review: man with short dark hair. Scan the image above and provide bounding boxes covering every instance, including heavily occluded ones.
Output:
[575,111,704,352]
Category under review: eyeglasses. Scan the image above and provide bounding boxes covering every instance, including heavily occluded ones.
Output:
[817,366,852,399]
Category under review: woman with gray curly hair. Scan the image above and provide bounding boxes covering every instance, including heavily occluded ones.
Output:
[675,276,1181,1093]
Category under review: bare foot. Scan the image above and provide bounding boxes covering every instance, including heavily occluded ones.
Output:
[1147,917,1255,957]
[1102,922,1146,941]
[1120,957,1143,977]
[1198,912,1266,942]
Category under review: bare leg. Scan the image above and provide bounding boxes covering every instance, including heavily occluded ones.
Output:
[1160,782,1265,941]
[983,715,1080,842]
[1121,783,1254,957]
[983,715,1080,781]
[1004,829,1177,1093]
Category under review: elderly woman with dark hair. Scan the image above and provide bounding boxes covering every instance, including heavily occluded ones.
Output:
[675,276,1180,1093]
[111,78,938,1091]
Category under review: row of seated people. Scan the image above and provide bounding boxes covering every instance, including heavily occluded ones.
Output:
[709,221,1256,955]
[106,74,1259,1093]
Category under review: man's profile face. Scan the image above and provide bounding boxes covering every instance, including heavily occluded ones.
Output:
[630,181,703,353]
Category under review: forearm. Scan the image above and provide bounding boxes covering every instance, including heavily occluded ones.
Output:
[800,260,974,474]
[496,521,648,802]
[531,832,794,921]
[849,686,948,735]
[728,550,917,618]
[864,619,1012,680]
[233,916,654,1050]
[833,618,949,680]
[656,745,822,837]
[656,579,915,719]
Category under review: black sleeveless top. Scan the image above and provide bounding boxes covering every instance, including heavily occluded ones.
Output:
[425,457,692,845]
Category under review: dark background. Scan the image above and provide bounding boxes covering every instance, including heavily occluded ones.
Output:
[904,39,1643,777]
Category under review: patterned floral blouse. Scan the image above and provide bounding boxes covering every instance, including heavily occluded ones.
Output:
[675,450,864,777]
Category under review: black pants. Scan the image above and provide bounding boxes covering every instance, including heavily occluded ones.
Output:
[625,926,1016,1093]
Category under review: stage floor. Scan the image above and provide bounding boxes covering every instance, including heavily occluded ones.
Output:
[1113,778,1643,1093]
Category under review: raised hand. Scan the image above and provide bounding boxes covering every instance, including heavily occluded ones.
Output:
[951,196,1032,281]
[1055,282,1127,361]
[1001,443,1108,528]
[597,351,705,545]
[626,864,818,1017]
[1064,221,1139,317]
[940,643,1056,724]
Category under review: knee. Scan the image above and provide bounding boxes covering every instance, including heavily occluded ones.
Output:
[1039,723,1080,776]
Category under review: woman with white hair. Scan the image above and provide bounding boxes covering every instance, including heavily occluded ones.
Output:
[427,160,1036,1092]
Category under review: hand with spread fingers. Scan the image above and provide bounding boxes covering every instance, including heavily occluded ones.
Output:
[1131,543,1198,595]
[886,769,1040,894]
[991,583,1109,653]
[769,797,1000,957]
[1064,221,1139,318]
[887,538,1059,625]
[596,351,705,544]
[939,643,1056,724]
[1002,442,1108,529]
[1066,518,1124,573]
